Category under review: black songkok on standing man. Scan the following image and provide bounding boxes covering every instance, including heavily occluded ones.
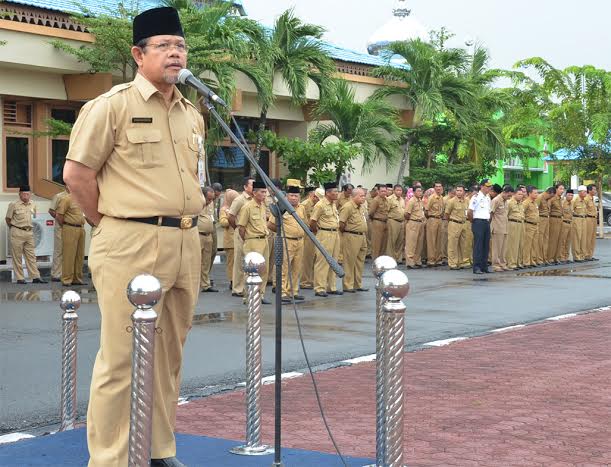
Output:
[133,7,184,45]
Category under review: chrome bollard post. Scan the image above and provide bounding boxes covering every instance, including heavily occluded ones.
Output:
[380,269,409,467]
[59,290,81,432]
[231,252,273,456]
[127,274,162,467]
[365,256,397,467]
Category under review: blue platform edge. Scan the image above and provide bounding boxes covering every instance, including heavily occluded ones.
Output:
[0,428,373,466]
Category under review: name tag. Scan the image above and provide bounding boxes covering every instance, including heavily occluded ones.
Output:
[132,117,153,124]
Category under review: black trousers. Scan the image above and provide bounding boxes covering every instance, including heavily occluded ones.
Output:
[472,218,491,271]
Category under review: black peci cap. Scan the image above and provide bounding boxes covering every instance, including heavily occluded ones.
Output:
[133,7,184,45]
[323,182,338,191]
[19,185,31,192]
[287,186,301,194]
[253,180,267,189]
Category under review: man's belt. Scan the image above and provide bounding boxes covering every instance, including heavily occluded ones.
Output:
[550,215,562,219]
[127,216,198,229]
[563,220,572,224]
[427,215,442,219]
[11,225,32,231]
[587,215,597,218]
[199,232,211,236]
[319,227,338,232]
[344,230,364,235]
[285,236,303,240]
[373,218,387,223]
[245,235,267,240]
[389,218,403,222]
[574,215,587,218]
[508,219,523,223]
[409,218,424,223]
[525,220,537,225]
[64,222,84,228]
[539,214,549,218]
[449,219,465,224]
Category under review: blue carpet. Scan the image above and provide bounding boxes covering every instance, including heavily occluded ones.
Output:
[0,429,373,466]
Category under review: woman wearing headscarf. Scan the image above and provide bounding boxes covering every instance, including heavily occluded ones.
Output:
[219,189,239,288]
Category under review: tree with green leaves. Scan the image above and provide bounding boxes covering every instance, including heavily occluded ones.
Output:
[309,79,402,178]
[514,58,611,236]
[247,8,335,176]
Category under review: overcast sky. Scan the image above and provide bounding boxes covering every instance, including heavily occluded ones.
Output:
[242,0,611,72]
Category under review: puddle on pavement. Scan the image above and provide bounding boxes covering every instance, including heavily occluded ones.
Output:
[0,287,98,303]
[516,268,611,279]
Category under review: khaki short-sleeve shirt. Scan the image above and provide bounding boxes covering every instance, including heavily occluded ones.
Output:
[585,195,597,216]
[405,197,425,221]
[490,195,508,234]
[426,193,444,217]
[66,73,205,218]
[387,194,405,221]
[572,197,587,216]
[339,200,368,233]
[6,200,36,228]
[310,198,339,230]
[300,198,316,221]
[536,194,550,217]
[269,204,306,239]
[549,196,563,217]
[562,198,573,221]
[507,198,524,222]
[368,196,389,221]
[237,199,268,238]
[50,191,67,212]
[57,194,85,226]
[523,198,539,223]
[445,197,467,222]
[198,201,214,234]
[228,192,252,218]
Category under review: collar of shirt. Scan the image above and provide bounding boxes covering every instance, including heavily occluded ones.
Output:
[133,73,185,106]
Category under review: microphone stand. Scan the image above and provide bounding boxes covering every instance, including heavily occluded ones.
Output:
[202,97,344,467]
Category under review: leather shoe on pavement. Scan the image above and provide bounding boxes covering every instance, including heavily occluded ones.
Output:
[328,290,343,295]
[231,292,244,297]
[356,287,369,292]
[293,295,305,301]
[16,280,26,284]
[33,278,47,284]
[151,457,187,467]
[315,292,328,297]
[473,268,484,275]
[344,289,356,293]
[202,287,219,293]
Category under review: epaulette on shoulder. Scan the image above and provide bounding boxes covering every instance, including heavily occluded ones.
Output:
[183,98,201,112]
[100,82,133,98]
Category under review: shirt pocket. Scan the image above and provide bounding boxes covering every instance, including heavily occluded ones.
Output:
[125,128,162,169]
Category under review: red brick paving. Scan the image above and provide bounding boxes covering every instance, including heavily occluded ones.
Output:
[177,310,611,466]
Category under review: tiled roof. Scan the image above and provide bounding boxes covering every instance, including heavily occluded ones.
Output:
[321,42,392,68]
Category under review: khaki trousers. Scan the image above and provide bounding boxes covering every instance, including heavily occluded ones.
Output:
[385,219,404,262]
[586,217,597,259]
[559,221,572,262]
[342,232,367,290]
[199,232,213,290]
[301,235,315,288]
[441,220,448,262]
[209,229,217,276]
[405,220,424,267]
[61,225,85,285]
[366,218,373,256]
[572,218,587,261]
[547,217,562,262]
[244,237,270,295]
[371,220,388,260]
[447,221,465,269]
[535,217,549,263]
[10,227,40,281]
[87,216,200,467]
[521,223,538,266]
[506,222,523,269]
[231,229,245,294]
[224,247,234,282]
[462,221,473,267]
[51,223,63,279]
[282,238,303,297]
[314,230,340,293]
[426,217,442,265]
[491,232,508,270]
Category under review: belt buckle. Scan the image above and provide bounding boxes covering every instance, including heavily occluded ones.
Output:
[180,217,193,229]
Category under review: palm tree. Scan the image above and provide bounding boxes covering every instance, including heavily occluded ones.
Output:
[248,8,335,175]
[372,38,474,183]
[309,79,402,181]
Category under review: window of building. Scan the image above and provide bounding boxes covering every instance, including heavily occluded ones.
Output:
[5,136,30,188]
[49,107,77,185]
[3,100,33,190]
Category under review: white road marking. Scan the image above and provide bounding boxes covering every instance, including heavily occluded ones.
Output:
[342,354,376,364]
[177,397,189,406]
[423,337,468,347]
[546,313,577,321]
[262,372,303,385]
[0,432,35,444]
[491,325,526,333]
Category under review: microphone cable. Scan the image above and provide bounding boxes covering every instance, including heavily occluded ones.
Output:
[229,113,349,466]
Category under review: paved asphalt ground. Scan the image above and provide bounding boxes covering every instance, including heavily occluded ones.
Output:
[1,239,610,434]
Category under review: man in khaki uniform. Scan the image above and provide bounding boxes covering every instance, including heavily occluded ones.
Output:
[49,188,68,282]
[572,185,589,262]
[444,185,467,270]
[198,186,218,293]
[228,176,254,297]
[299,187,321,289]
[404,186,425,268]
[310,182,341,296]
[441,187,455,265]
[62,8,202,466]
[238,180,271,303]
[56,190,86,286]
[490,185,513,271]
[521,186,540,268]
[336,183,353,264]
[585,184,598,260]
[365,185,379,257]
[339,187,369,292]
[268,186,305,303]
[5,186,46,284]
[462,186,477,268]
[209,182,223,284]
[559,189,573,263]
[425,182,445,266]
[547,183,564,264]
[535,187,553,265]
[386,184,405,263]
[506,189,525,270]
[368,184,389,259]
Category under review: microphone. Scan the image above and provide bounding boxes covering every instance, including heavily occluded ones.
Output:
[177,69,228,108]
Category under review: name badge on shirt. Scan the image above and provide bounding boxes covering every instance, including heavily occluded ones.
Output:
[195,134,205,187]
[132,117,153,124]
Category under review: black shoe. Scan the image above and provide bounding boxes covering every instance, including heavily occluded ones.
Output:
[51,277,61,282]
[202,287,219,293]
[281,296,292,304]
[151,457,187,467]
[483,267,492,273]
[71,281,86,286]
[592,257,599,261]
[16,280,26,284]
[344,289,356,293]
[315,292,328,297]
[293,295,305,301]
[328,290,343,295]
[262,299,272,305]
[473,268,484,275]
[33,278,47,284]
[356,287,369,292]
[231,292,244,297]
[272,287,276,293]
[228,281,233,290]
